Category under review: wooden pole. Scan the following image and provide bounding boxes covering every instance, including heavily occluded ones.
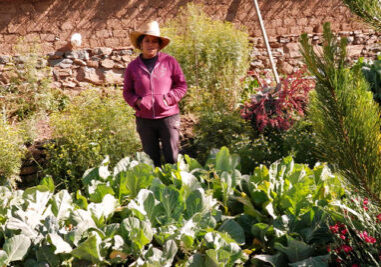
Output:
[252,0,280,84]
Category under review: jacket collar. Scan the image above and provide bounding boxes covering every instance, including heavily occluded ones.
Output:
[137,52,163,73]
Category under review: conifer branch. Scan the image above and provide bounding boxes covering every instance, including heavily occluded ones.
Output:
[300,23,381,203]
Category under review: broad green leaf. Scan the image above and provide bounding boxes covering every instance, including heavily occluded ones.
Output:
[104,223,120,238]
[289,254,330,267]
[51,190,72,221]
[180,171,201,200]
[88,194,118,226]
[251,223,275,243]
[116,172,129,200]
[184,154,203,171]
[112,235,124,250]
[69,209,98,246]
[218,219,245,245]
[274,235,313,263]
[187,253,207,267]
[253,252,288,267]
[185,189,203,219]
[6,215,39,240]
[140,246,163,265]
[251,165,269,183]
[205,249,230,266]
[89,184,115,203]
[121,217,153,251]
[40,176,55,193]
[49,233,72,254]
[162,240,178,264]
[75,190,88,209]
[4,234,31,264]
[156,187,184,223]
[23,187,52,216]
[215,146,240,172]
[235,195,266,222]
[181,234,195,250]
[125,164,156,198]
[71,232,103,263]
[36,244,61,267]
[135,151,154,165]
[250,190,269,206]
[128,189,159,223]
[113,157,132,175]
[82,156,111,185]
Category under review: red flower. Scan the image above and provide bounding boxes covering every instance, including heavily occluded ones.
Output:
[341,245,353,253]
[330,224,340,233]
[377,214,381,222]
[326,245,331,252]
[341,229,348,235]
[340,234,346,240]
[359,231,377,244]
[352,264,359,267]
[364,205,369,211]
[363,198,369,205]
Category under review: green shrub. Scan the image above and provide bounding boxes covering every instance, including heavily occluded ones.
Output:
[187,109,318,174]
[0,120,24,187]
[0,40,68,121]
[189,109,252,165]
[230,118,318,174]
[44,88,141,192]
[162,3,250,112]
[357,58,381,103]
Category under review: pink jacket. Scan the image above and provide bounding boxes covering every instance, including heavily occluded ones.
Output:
[123,52,187,119]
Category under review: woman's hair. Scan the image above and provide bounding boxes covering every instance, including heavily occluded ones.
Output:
[137,34,163,49]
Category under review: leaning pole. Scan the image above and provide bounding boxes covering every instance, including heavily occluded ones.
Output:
[252,0,280,84]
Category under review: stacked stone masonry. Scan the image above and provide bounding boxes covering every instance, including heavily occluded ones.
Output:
[0,0,379,88]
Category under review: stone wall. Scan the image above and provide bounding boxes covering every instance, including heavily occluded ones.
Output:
[0,0,379,87]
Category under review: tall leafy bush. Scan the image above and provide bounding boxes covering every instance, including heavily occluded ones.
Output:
[44,88,141,192]
[300,23,381,202]
[162,3,250,112]
[0,120,24,187]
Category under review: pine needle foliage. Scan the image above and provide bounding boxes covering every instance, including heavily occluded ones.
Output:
[300,23,381,203]
[342,0,381,31]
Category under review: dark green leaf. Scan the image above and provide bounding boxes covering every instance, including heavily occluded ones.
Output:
[218,219,245,244]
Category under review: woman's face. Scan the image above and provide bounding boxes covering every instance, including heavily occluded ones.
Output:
[141,35,160,59]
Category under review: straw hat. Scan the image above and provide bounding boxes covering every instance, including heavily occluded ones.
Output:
[129,21,170,50]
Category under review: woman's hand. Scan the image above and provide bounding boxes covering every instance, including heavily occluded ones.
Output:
[135,98,142,109]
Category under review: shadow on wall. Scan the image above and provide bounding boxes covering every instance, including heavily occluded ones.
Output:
[0,0,197,52]
[0,0,363,53]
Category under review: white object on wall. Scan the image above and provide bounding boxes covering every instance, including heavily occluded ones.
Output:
[70,33,82,48]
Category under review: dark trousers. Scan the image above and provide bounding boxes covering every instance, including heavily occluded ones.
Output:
[136,114,180,167]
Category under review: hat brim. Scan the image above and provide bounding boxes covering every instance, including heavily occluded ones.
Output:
[129,31,170,50]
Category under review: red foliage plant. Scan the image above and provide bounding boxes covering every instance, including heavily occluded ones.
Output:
[240,68,315,132]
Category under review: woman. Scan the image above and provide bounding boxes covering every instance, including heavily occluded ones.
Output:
[123,21,187,167]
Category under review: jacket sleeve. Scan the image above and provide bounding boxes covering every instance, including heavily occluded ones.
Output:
[165,58,187,106]
[123,65,140,109]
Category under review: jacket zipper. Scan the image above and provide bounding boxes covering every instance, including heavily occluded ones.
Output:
[140,61,160,119]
